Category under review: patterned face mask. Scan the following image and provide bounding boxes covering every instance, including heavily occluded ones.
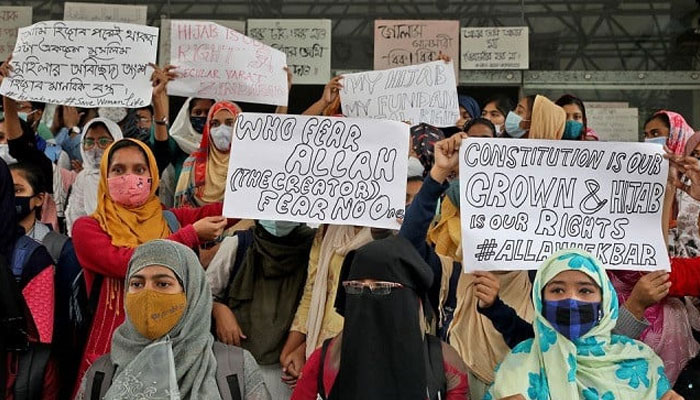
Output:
[541,298,602,342]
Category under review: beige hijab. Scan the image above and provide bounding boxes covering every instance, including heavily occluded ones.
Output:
[529,95,566,140]
[439,256,534,383]
[305,225,372,358]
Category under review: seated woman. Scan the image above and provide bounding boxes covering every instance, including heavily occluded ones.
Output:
[487,249,682,400]
[72,138,233,388]
[291,236,469,400]
[75,239,270,400]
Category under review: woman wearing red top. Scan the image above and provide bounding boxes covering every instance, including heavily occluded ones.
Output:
[71,138,235,391]
[291,236,469,400]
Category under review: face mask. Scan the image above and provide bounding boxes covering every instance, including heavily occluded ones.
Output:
[190,116,207,134]
[259,220,301,237]
[505,111,528,138]
[14,196,34,219]
[645,137,667,146]
[494,124,503,135]
[84,147,106,168]
[108,174,152,208]
[209,125,233,151]
[0,144,17,165]
[562,120,584,140]
[128,127,151,143]
[542,298,602,342]
[125,290,186,340]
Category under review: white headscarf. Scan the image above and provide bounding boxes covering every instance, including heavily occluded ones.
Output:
[170,97,202,155]
[71,118,123,218]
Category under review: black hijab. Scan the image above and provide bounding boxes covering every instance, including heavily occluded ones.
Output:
[329,236,434,400]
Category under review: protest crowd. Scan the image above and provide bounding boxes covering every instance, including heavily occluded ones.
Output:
[1,11,700,400]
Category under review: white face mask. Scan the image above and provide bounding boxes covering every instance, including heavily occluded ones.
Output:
[84,147,106,169]
[0,144,17,165]
[209,125,234,151]
[494,124,504,135]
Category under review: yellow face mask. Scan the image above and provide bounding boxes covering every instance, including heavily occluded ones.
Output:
[125,290,187,340]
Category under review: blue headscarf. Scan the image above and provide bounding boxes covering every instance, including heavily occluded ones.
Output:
[458,95,481,120]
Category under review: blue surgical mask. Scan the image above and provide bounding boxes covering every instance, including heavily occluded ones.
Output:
[542,298,602,342]
[645,137,667,146]
[190,117,207,134]
[562,120,584,140]
[259,220,301,237]
[505,111,528,138]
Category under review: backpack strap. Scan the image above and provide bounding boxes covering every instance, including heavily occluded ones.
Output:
[162,210,181,233]
[317,338,333,400]
[212,341,245,400]
[13,343,51,400]
[84,354,117,400]
[42,231,69,264]
[10,236,42,278]
[225,229,255,290]
[425,335,446,400]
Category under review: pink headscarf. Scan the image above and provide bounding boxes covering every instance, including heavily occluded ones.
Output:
[655,110,695,155]
[609,271,700,384]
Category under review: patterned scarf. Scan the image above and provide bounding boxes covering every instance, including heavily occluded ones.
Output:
[487,249,672,400]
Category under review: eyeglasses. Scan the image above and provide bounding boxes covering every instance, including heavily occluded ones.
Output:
[342,281,404,296]
[137,117,153,124]
[83,137,114,150]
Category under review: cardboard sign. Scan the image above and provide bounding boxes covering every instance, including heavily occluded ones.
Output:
[223,113,409,229]
[247,19,331,85]
[340,60,459,127]
[158,19,246,66]
[64,2,147,25]
[587,108,640,142]
[0,21,158,108]
[374,20,459,76]
[459,138,670,272]
[0,7,32,60]
[460,27,528,70]
[167,20,288,106]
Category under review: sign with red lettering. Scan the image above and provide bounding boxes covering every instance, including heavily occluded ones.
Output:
[458,138,670,272]
[167,20,288,106]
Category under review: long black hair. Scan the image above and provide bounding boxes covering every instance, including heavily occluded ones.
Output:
[556,94,588,133]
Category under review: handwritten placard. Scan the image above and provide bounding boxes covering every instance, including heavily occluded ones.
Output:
[64,2,147,25]
[223,113,409,229]
[374,20,459,76]
[587,108,640,142]
[459,138,670,272]
[0,21,158,108]
[168,20,288,106]
[0,7,32,60]
[460,27,529,70]
[340,61,459,127]
[247,19,331,85]
[158,19,246,65]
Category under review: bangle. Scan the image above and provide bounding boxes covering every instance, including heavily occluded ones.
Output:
[154,116,169,126]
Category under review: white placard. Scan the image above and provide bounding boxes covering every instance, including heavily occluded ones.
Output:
[223,113,409,229]
[168,20,288,106]
[0,7,32,60]
[339,60,459,127]
[460,27,529,70]
[587,108,640,142]
[158,19,246,66]
[459,138,670,272]
[64,2,147,25]
[374,20,459,77]
[0,21,158,108]
[247,19,331,85]
[586,101,629,109]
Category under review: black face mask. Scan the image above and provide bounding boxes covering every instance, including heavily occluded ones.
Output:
[190,116,207,134]
[14,196,34,219]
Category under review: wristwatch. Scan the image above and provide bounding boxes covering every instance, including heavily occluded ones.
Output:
[154,116,169,126]
[70,126,80,136]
